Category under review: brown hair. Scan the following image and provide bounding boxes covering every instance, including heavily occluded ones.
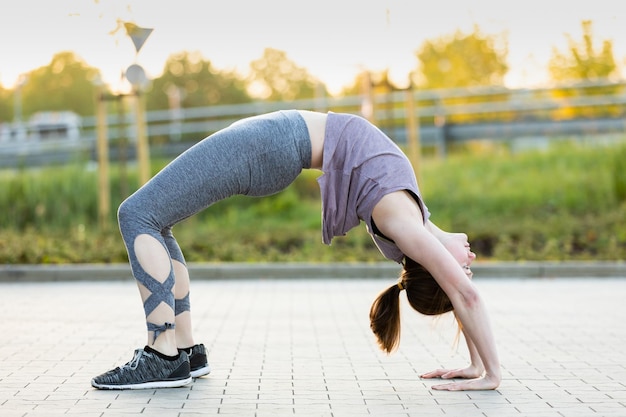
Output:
[369,257,454,353]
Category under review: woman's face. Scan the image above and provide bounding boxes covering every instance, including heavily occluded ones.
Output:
[441,232,476,278]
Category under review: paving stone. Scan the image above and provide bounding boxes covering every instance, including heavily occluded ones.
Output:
[0,277,625,416]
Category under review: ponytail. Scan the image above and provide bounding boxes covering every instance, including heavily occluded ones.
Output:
[369,283,403,354]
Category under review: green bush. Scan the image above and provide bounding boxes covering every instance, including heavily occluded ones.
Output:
[612,144,626,203]
[1,139,625,263]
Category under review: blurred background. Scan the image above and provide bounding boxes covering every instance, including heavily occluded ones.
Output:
[0,0,624,264]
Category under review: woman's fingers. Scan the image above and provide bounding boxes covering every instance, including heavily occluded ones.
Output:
[421,366,482,380]
[420,369,452,379]
[430,374,501,391]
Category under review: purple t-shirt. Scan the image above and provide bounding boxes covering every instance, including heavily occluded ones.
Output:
[317,112,430,263]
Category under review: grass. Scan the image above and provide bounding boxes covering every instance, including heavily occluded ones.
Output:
[1,139,625,263]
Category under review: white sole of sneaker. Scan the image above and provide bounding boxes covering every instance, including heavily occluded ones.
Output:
[91,376,192,390]
[190,365,211,378]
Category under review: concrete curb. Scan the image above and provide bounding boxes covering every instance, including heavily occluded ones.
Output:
[0,261,624,282]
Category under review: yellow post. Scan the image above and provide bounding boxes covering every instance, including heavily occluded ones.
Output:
[134,90,150,186]
[361,71,376,124]
[405,88,422,187]
[96,89,110,231]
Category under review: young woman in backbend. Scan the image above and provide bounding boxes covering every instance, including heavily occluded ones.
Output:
[90,110,501,391]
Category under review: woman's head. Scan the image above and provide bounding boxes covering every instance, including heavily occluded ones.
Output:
[439,232,476,279]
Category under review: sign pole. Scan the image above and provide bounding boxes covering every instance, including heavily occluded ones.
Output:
[96,86,110,230]
[134,89,150,186]
[124,22,153,186]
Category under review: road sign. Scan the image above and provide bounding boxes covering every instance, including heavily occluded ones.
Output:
[124,22,153,54]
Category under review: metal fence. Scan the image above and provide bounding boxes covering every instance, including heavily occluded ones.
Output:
[2,81,626,168]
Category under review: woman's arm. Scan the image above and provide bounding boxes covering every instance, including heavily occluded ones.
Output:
[372,191,501,390]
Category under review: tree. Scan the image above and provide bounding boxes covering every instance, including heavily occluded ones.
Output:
[146,51,250,111]
[548,21,620,119]
[248,48,326,101]
[548,20,618,82]
[20,52,101,117]
[340,70,397,96]
[411,26,508,89]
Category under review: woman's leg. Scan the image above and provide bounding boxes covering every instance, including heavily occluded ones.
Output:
[117,201,179,355]
[162,226,195,349]
[93,110,311,389]
[115,125,248,355]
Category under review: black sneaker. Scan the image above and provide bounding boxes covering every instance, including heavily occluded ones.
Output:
[91,347,192,390]
[180,344,211,378]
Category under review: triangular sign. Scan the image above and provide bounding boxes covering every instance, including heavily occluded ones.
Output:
[124,22,153,53]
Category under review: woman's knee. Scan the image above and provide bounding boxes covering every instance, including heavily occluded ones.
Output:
[118,195,149,233]
[117,197,133,225]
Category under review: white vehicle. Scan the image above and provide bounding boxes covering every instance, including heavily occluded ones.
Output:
[27,111,81,141]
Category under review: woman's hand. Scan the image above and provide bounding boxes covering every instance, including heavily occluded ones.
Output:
[428,373,501,391]
[421,365,500,391]
[421,363,484,380]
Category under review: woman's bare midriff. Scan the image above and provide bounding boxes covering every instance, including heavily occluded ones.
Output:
[297,110,326,170]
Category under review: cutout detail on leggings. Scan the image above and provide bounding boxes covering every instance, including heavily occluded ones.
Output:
[133,234,175,318]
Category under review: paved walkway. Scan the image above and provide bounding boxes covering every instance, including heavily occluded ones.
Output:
[1,276,625,416]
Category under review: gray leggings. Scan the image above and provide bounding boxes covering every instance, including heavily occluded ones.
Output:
[117,110,311,337]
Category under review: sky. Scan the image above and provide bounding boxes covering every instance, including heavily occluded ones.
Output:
[0,0,624,94]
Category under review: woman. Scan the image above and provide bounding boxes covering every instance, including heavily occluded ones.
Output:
[91,110,500,391]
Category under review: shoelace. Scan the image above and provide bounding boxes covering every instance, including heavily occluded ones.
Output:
[121,349,148,372]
